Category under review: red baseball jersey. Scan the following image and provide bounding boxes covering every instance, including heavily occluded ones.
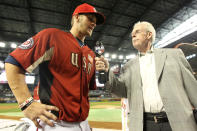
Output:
[10,28,96,122]
[33,85,39,101]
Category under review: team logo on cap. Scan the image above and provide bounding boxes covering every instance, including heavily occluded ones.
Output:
[19,38,34,49]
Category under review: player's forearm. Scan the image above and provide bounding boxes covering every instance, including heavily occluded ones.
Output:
[5,63,32,105]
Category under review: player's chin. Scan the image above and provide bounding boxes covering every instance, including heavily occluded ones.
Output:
[86,31,93,37]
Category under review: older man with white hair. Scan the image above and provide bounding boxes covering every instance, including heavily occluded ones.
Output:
[95,21,197,131]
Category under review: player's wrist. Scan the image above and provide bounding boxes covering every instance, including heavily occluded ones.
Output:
[19,97,34,111]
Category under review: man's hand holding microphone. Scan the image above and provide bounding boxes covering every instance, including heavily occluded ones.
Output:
[95,56,109,72]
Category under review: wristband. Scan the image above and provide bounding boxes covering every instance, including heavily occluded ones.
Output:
[19,97,34,111]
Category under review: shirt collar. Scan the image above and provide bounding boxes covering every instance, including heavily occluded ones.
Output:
[138,46,154,57]
[69,31,85,47]
[76,38,85,47]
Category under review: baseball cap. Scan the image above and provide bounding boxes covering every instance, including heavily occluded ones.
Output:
[72,3,105,25]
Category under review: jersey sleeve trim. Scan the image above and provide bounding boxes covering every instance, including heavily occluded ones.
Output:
[26,47,54,72]
[5,55,22,68]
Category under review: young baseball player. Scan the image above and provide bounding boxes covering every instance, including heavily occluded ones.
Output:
[5,3,105,131]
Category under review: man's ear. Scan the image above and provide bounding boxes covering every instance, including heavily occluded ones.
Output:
[147,32,152,40]
[74,14,80,23]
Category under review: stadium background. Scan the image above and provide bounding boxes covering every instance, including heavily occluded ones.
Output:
[0,0,197,130]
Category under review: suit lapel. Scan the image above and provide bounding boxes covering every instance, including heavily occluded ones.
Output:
[133,56,140,74]
[154,49,167,81]
[133,56,142,86]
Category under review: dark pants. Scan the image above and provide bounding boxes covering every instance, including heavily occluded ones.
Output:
[143,112,172,131]
[144,120,172,131]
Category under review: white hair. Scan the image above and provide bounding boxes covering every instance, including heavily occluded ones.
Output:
[133,21,156,44]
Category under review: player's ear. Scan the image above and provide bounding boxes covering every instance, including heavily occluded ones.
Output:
[76,14,82,23]
[73,15,79,23]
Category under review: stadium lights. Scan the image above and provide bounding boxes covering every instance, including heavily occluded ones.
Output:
[119,55,124,59]
[111,54,117,59]
[104,53,109,58]
[186,54,196,59]
[0,42,6,48]
[155,14,197,48]
[126,54,136,59]
[11,43,17,48]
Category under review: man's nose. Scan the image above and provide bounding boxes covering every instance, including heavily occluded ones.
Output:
[132,33,136,38]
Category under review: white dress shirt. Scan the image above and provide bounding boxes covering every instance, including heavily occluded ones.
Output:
[139,50,165,113]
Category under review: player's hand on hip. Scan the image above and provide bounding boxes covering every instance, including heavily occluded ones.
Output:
[23,101,59,128]
[95,56,109,72]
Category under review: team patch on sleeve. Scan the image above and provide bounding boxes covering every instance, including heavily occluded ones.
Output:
[18,38,34,49]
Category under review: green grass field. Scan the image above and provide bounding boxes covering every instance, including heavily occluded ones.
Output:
[0,101,122,122]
